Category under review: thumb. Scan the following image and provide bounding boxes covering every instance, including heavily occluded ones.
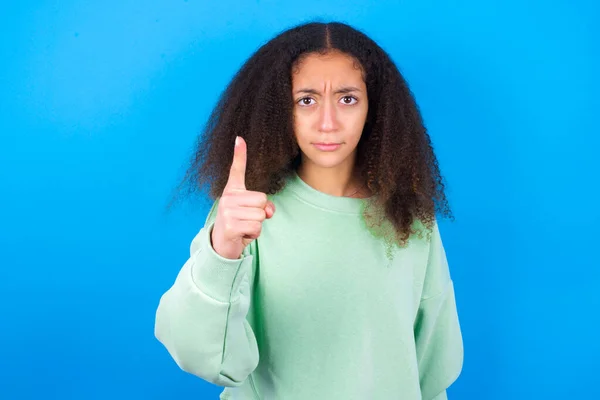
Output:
[265,201,276,219]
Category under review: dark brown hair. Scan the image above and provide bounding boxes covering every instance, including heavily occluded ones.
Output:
[169,21,454,247]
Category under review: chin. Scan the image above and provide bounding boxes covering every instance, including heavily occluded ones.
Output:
[304,153,349,169]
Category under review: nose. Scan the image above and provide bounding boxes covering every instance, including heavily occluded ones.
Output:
[318,98,339,132]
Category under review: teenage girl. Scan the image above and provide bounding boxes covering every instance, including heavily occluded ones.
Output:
[155,21,463,400]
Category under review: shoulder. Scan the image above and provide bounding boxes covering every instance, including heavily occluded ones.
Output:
[420,218,452,300]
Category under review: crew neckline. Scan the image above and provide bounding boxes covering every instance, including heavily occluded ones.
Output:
[285,170,376,214]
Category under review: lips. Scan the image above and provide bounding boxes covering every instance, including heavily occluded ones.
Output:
[312,143,342,151]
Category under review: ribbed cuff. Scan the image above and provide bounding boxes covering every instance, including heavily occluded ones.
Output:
[190,222,252,303]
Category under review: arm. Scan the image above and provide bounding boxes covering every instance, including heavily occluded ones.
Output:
[430,391,448,400]
[414,221,464,400]
[154,200,259,387]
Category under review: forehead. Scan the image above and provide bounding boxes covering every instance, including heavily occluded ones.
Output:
[291,51,365,87]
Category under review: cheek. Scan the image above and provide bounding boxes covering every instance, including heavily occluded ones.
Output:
[347,109,368,140]
[293,112,311,141]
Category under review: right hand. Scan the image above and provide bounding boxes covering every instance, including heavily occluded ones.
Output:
[210,136,276,260]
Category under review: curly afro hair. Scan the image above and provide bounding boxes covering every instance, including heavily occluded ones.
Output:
[170,21,454,248]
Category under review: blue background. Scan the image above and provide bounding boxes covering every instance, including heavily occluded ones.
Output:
[1,1,598,399]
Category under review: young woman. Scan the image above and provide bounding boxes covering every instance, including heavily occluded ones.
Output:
[155,21,463,400]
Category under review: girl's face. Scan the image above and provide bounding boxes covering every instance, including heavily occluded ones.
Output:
[291,51,368,172]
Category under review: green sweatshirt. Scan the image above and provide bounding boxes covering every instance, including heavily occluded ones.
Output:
[154,171,463,400]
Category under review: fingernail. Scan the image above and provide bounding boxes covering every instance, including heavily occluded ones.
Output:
[235,136,239,146]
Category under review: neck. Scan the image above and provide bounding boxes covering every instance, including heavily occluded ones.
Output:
[296,157,364,198]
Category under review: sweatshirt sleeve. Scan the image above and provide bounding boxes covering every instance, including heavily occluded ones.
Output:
[154,199,259,387]
[414,221,464,400]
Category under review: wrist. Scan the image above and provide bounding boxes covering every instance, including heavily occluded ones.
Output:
[210,227,243,260]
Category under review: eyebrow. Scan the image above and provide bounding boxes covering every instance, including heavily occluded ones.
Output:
[294,86,362,95]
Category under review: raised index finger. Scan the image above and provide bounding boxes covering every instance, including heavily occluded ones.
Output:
[225,136,247,190]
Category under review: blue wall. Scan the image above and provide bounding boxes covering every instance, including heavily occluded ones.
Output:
[1,1,598,399]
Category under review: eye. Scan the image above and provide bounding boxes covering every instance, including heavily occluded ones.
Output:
[340,96,358,105]
[297,97,315,106]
